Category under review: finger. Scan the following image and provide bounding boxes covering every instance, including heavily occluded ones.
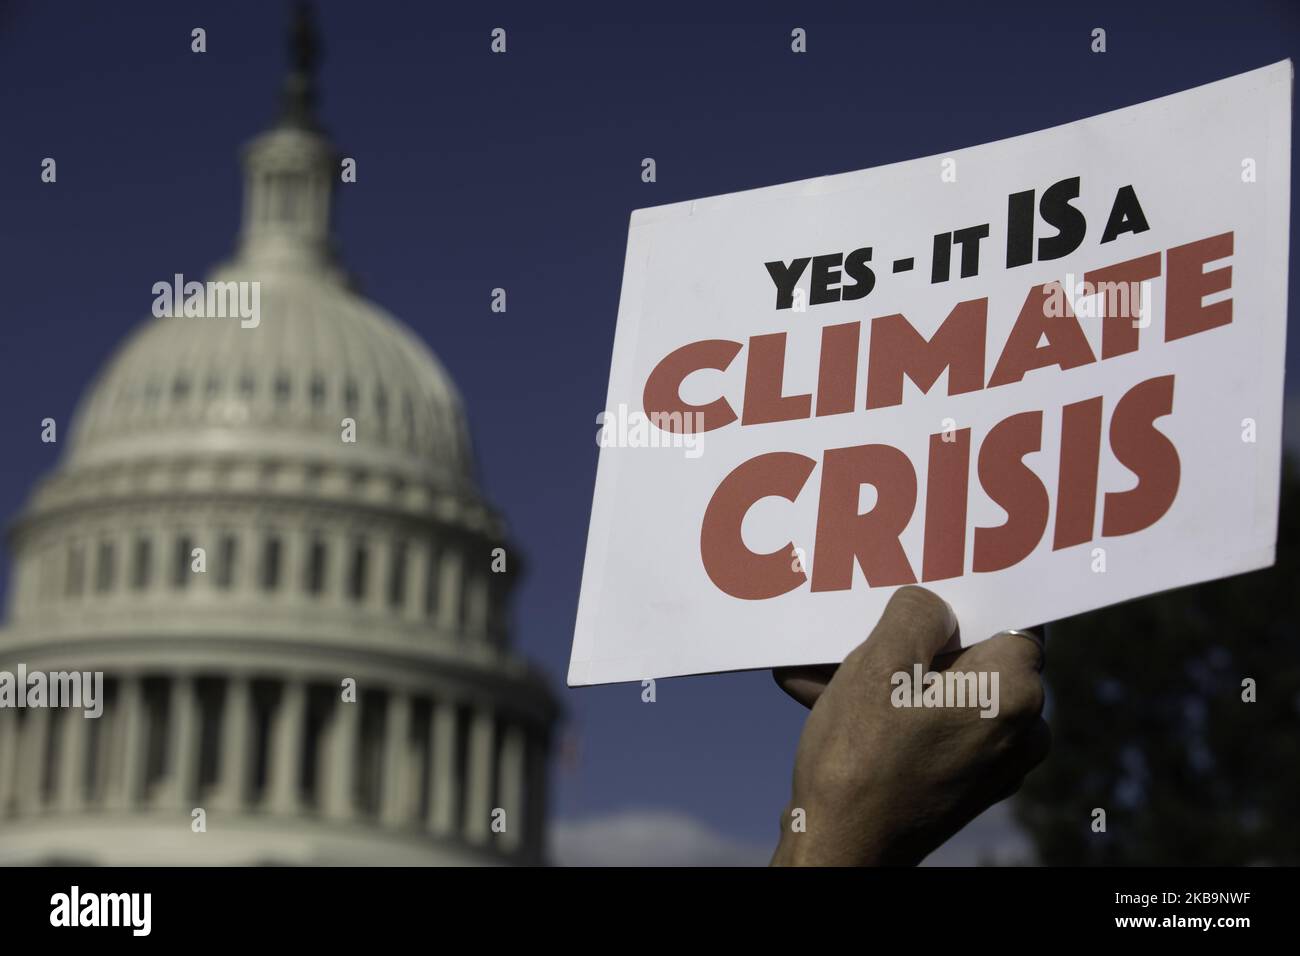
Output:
[854,585,958,670]
[998,628,1045,673]
[773,665,837,709]
[932,647,964,671]
[955,628,1044,675]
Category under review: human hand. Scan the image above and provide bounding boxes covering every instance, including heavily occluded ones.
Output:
[770,585,1050,866]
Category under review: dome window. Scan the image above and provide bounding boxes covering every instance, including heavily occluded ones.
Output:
[274,372,292,403]
[261,535,283,591]
[310,374,326,407]
[240,372,256,397]
[348,540,368,602]
[305,536,328,595]
[172,375,191,402]
[216,534,238,590]
[344,379,359,415]
[95,540,116,593]
[174,535,193,589]
[388,540,407,609]
[130,537,152,590]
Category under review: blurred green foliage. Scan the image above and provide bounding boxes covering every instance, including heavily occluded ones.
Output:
[1015,461,1299,864]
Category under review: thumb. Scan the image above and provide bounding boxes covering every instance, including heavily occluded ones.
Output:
[773,664,837,709]
[776,588,957,709]
[851,585,958,671]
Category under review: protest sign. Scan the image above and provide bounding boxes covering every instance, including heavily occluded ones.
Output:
[570,61,1292,686]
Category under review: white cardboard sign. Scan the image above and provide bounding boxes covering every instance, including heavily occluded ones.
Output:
[570,62,1292,686]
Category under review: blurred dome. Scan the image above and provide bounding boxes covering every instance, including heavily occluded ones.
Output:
[66,267,476,491]
[66,83,477,491]
[0,3,555,867]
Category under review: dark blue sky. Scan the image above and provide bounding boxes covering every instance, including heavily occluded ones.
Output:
[2,0,1297,853]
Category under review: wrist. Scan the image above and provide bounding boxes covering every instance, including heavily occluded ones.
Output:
[770,797,895,866]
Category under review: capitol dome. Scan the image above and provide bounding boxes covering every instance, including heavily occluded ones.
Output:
[67,268,477,491]
[0,6,557,866]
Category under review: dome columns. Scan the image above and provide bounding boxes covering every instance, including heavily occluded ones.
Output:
[0,710,18,814]
[266,678,307,815]
[464,708,495,844]
[57,708,90,812]
[16,706,51,813]
[426,698,458,836]
[214,676,254,811]
[379,691,412,826]
[106,675,146,811]
[320,681,361,821]
[0,667,551,862]
[160,675,201,808]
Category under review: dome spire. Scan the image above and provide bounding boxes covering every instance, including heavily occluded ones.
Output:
[279,1,321,131]
[228,0,341,277]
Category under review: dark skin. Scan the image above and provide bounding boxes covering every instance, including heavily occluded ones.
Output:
[770,585,1050,866]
